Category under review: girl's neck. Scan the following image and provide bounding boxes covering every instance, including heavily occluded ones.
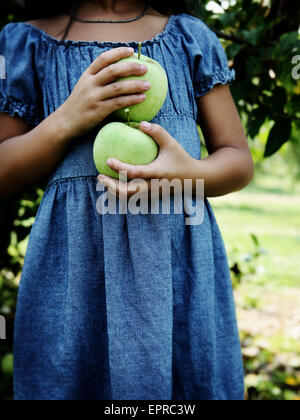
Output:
[80,0,145,17]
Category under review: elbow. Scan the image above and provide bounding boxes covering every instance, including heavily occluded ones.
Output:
[234,151,255,191]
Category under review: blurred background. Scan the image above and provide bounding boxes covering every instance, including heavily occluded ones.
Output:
[0,0,300,401]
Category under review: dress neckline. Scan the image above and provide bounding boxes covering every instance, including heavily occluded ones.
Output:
[19,14,177,48]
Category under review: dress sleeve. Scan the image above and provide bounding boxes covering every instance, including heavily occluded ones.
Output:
[0,23,43,127]
[179,14,235,98]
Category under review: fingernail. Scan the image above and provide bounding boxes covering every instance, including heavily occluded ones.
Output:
[107,159,113,166]
[127,47,134,54]
[141,121,151,131]
[144,81,151,90]
[140,65,148,72]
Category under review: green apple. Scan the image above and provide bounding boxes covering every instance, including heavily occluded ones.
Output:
[93,122,158,179]
[112,53,168,122]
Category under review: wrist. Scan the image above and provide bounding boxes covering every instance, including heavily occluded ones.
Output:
[186,156,205,181]
[48,107,76,144]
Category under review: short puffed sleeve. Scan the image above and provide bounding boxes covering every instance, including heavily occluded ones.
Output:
[177,14,235,97]
[0,23,44,126]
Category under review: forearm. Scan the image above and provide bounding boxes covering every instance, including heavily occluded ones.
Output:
[190,146,254,197]
[0,111,73,197]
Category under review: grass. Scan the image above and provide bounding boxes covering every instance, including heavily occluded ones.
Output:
[210,172,300,288]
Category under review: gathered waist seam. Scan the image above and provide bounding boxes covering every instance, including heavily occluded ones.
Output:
[45,175,98,191]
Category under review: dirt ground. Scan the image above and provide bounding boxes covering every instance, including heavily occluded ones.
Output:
[235,286,300,367]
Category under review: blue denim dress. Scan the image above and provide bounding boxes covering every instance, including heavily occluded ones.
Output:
[0,14,245,400]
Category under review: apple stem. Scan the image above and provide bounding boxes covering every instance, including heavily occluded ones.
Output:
[138,42,142,60]
[125,108,130,124]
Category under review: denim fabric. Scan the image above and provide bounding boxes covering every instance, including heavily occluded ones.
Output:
[0,13,244,400]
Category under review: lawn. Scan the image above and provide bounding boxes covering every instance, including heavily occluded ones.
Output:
[211,188,300,288]
[210,169,300,400]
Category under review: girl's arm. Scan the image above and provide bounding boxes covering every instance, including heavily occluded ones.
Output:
[101,84,254,198]
[194,84,254,196]
[0,112,75,197]
[0,47,150,198]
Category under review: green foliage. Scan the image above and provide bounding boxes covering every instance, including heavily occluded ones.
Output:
[0,188,42,400]
[189,0,300,157]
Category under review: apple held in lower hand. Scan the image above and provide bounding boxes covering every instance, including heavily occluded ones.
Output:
[112,53,168,122]
[93,122,158,180]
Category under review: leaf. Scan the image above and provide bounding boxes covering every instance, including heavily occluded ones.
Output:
[266,87,287,115]
[275,32,300,56]
[264,118,292,157]
[219,11,239,28]
[246,56,263,77]
[231,81,251,103]
[260,87,287,117]
[241,21,269,47]
[247,106,268,139]
[250,234,260,248]
[226,43,244,60]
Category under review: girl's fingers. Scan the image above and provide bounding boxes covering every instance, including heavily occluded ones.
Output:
[97,61,148,86]
[88,47,134,75]
[106,158,156,180]
[139,122,175,148]
[100,80,151,100]
[103,93,146,114]
[99,176,119,197]
[98,175,151,198]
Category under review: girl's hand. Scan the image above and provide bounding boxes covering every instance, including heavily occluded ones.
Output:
[54,47,150,140]
[98,122,197,198]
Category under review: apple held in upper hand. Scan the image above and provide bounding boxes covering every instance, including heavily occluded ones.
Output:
[112,53,168,122]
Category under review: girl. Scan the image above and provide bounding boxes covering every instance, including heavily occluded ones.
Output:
[0,0,254,400]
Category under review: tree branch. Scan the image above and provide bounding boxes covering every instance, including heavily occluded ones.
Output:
[213,29,251,45]
[189,11,252,45]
